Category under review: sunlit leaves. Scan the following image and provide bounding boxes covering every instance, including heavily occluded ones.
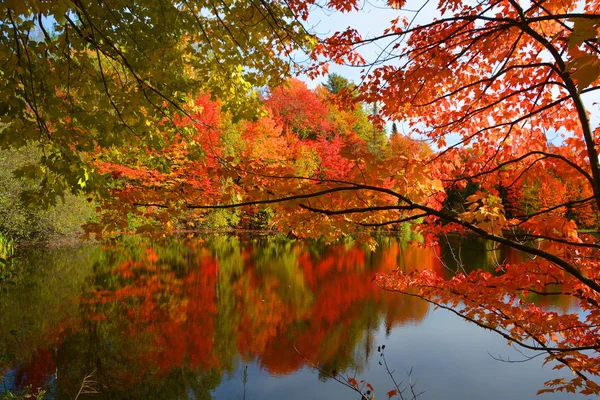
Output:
[459,193,510,236]
[0,0,315,204]
[297,1,600,395]
[568,54,600,92]
[4,0,600,395]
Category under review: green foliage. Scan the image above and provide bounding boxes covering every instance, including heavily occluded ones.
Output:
[0,233,14,260]
[0,145,95,243]
[246,207,276,230]
[324,73,355,95]
[0,386,46,400]
[0,232,18,289]
[352,104,387,156]
[197,208,241,230]
[0,1,314,206]
[396,221,424,243]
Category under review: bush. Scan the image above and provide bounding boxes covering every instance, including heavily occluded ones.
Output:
[0,233,14,259]
[0,144,95,243]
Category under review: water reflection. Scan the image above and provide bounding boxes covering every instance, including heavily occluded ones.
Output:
[0,236,577,399]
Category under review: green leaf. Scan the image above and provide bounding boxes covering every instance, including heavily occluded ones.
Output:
[569,54,600,92]
[568,18,599,49]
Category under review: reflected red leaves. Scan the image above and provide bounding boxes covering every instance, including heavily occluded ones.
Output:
[78,239,442,381]
[13,349,54,393]
[4,238,447,393]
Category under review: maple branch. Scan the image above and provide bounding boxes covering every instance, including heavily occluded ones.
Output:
[256,0,312,60]
[71,0,222,133]
[374,21,510,104]
[325,13,600,47]
[515,196,596,222]
[397,199,600,294]
[6,9,51,142]
[37,13,52,44]
[506,0,600,211]
[488,350,546,364]
[297,204,414,215]
[355,0,433,89]
[501,157,548,191]
[506,233,600,250]
[492,305,591,382]
[415,62,561,108]
[473,278,600,312]
[442,151,594,188]
[97,0,151,62]
[427,81,564,132]
[292,344,373,399]
[208,3,246,56]
[181,0,227,73]
[91,33,136,137]
[427,95,568,164]
[377,279,597,385]
[376,285,600,354]
[133,186,365,209]
[357,213,428,227]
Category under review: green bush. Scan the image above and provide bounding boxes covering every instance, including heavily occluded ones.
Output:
[0,232,17,286]
[0,233,14,259]
[0,385,46,400]
[0,144,95,243]
[195,208,241,230]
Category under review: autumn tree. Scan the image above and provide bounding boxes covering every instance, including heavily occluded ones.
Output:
[189,0,600,394]
[4,0,600,396]
[266,79,333,140]
[324,72,354,95]
[0,0,313,204]
[304,0,600,395]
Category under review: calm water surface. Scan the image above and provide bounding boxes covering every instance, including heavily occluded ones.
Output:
[0,235,577,399]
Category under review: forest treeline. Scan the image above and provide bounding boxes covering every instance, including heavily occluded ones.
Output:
[3,0,600,394]
[2,74,594,244]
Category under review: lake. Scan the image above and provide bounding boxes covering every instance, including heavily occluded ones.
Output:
[0,235,577,399]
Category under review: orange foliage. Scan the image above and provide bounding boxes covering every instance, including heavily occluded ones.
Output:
[73,239,441,381]
[80,0,600,395]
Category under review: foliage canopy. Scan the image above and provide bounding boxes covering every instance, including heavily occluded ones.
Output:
[3,0,600,395]
[0,0,313,203]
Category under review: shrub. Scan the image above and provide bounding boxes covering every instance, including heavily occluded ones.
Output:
[0,144,95,243]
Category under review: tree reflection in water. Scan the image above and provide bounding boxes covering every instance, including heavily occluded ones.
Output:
[0,235,575,399]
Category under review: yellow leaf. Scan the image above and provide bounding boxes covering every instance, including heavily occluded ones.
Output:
[568,19,599,49]
[569,54,600,92]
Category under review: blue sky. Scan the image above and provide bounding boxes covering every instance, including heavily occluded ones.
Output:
[300,2,437,89]
[295,2,449,141]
